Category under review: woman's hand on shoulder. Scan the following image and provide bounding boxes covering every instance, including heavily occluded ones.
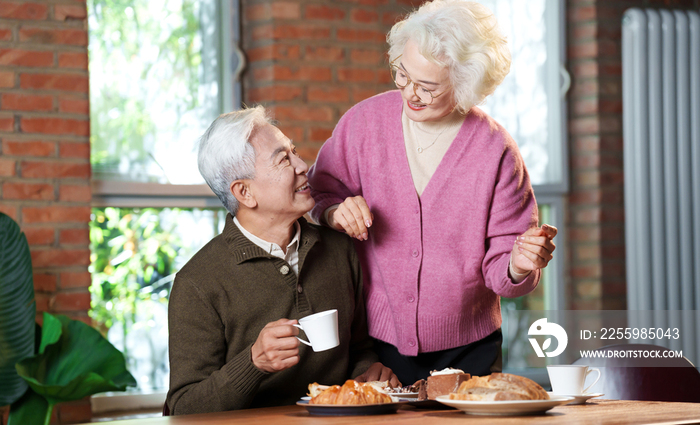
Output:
[327,196,374,241]
[510,224,558,274]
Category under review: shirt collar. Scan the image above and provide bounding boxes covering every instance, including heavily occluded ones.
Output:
[233,216,301,254]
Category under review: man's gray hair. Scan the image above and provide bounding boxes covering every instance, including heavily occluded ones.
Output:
[388,0,511,114]
[197,106,273,215]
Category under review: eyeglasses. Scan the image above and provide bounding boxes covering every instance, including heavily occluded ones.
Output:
[390,55,448,105]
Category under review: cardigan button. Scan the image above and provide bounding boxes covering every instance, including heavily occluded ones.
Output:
[412,250,418,257]
[407,295,415,303]
[280,265,290,275]
[408,339,416,347]
[297,285,303,293]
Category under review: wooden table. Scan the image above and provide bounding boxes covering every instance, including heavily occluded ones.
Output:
[83,400,700,425]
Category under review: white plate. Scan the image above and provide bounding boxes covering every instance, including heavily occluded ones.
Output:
[435,395,575,416]
[387,392,420,400]
[548,392,604,405]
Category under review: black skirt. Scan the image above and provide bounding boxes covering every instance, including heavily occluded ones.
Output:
[372,329,503,385]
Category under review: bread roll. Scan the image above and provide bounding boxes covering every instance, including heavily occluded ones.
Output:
[309,380,393,405]
[448,373,549,401]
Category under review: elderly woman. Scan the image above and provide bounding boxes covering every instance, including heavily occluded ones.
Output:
[307,0,557,384]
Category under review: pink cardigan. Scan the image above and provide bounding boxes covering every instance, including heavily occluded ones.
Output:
[308,91,540,356]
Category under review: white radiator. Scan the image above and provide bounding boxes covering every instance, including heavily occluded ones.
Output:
[622,8,700,366]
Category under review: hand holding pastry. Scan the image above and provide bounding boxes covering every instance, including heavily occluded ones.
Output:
[354,362,401,388]
[510,224,557,276]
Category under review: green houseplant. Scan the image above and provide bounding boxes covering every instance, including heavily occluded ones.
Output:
[0,213,36,408]
[0,213,136,425]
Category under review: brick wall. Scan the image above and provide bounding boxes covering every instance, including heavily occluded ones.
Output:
[566,0,699,310]
[2,0,699,422]
[240,0,421,164]
[0,0,91,423]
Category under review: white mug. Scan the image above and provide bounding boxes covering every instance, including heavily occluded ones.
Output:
[547,365,601,395]
[293,309,339,352]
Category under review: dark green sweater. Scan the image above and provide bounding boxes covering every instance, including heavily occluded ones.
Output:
[166,215,377,414]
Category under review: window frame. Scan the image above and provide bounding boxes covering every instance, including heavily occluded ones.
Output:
[531,0,569,313]
[484,0,569,312]
[500,0,568,385]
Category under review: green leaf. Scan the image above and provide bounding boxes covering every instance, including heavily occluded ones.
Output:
[38,312,63,354]
[0,213,36,407]
[8,387,51,425]
[16,312,137,406]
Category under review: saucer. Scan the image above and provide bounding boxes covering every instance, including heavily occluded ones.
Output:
[547,392,604,405]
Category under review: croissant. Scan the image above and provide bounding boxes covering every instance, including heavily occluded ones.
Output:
[309,380,393,405]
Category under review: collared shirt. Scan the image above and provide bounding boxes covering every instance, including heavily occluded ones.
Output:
[233,216,301,276]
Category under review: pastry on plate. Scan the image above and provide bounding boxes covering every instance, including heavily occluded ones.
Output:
[307,383,330,398]
[426,368,471,400]
[308,380,393,405]
[449,373,549,401]
[364,379,426,401]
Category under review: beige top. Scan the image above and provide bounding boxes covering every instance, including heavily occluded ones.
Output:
[401,108,465,196]
[321,108,462,222]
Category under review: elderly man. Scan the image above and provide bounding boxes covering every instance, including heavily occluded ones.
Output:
[166,106,398,415]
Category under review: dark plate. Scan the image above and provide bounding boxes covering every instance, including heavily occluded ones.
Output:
[296,400,408,416]
[408,399,456,409]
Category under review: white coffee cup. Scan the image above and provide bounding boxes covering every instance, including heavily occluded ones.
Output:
[293,309,339,352]
[547,365,601,395]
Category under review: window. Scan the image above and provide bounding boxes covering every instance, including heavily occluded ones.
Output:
[477,0,568,190]
[89,0,236,186]
[87,0,241,406]
[475,0,568,310]
[89,208,225,392]
[476,0,568,382]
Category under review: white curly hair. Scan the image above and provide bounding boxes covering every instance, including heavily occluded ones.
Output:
[388,0,511,114]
